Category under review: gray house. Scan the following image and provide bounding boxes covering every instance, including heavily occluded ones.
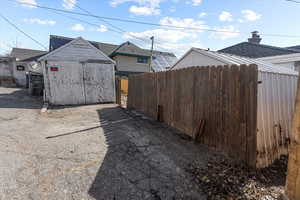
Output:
[0,56,15,86]
[10,48,47,87]
[49,35,177,76]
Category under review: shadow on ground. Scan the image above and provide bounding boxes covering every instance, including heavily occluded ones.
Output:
[88,107,210,200]
[0,88,42,109]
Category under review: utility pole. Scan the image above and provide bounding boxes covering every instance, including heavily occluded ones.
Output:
[149,36,154,72]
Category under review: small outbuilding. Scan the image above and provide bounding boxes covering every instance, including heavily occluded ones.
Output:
[38,37,116,105]
[172,48,299,167]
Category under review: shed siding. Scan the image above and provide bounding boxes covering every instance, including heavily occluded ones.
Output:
[0,59,14,78]
[46,61,86,105]
[114,55,149,72]
[172,50,225,69]
[84,62,115,103]
[256,72,298,167]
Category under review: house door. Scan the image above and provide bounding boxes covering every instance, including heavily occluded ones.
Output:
[83,62,115,104]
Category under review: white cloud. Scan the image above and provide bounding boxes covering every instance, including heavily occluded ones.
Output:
[123,17,209,56]
[219,11,233,22]
[190,0,202,6]
[129,5,160,15]
[210,25,240,40]
[160,17,208,32]
[169,6,176,12]
[110,0,163,16]
[71,24,85,31]
[198,12,207,18]
[241,10,261,22]
[97,25,108,32]
[63,0,77,10]
[23,18,56,25]
[17,0,37,8]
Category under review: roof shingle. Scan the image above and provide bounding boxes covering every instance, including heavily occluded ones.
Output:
[218,42,300,58]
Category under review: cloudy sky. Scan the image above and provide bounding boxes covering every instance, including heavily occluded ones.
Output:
[0,0,300,56]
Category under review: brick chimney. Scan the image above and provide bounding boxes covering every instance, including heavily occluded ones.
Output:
[248,31,262,44]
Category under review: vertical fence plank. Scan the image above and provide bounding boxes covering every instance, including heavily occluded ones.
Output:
[127,65,259,167]
[286,76,300,200]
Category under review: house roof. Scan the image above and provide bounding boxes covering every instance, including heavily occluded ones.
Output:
[10,48,47,61]
[286,45,300,51]
[218,42,300,58]
[49,35,177,72]
[110,41,151,57]
[172,48,298,76]
[49,35,119,56]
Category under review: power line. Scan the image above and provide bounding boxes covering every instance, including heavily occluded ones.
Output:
[50,10,147,47]
[0,13,47,50]
[9,0,300,38]
[64,0,151,45]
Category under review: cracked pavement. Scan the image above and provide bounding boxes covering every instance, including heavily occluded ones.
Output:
[0,87,213,200]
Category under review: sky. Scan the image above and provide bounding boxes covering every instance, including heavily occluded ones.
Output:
[0,0,300,57]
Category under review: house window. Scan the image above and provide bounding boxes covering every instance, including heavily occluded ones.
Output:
[137,57,148,64]
[16,65,25,71]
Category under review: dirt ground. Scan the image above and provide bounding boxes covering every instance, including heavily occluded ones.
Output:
[0,87,216,200]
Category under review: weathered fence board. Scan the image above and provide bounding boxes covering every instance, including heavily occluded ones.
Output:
[128,65,259,167]
[286,76,300,200]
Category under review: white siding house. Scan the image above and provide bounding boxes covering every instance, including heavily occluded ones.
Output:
[172,48,299,167]
[257,53,300,72]
[38,37,116,105]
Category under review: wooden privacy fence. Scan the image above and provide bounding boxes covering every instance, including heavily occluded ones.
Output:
[128,65,259,167]
[286,76,300,200]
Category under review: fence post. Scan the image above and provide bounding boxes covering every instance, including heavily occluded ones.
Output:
[285,76,300,200]
[116,77,121,105]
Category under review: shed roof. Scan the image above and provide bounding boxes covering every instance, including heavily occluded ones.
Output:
[39,37,115,63]
[10,48,47,61]
[218,42,300,58]
[173,48,299,76]
[49,35,118,56]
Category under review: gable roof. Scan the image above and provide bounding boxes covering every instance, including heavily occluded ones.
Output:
[49,35,119,56]
[10,48,47,61]
[110,41,151,57]
[39,37,115,63]
[172,48,298,76]
[218,42,300,58]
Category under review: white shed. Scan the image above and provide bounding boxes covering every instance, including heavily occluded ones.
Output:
[172,48,299,167]
[38,37,116,105]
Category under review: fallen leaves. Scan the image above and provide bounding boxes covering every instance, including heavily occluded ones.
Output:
[185,155,287,200]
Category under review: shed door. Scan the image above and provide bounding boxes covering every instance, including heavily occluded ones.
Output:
[83,63,115,104]
[47,61,85,105]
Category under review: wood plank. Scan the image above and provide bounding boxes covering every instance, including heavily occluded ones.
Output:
[286,75,300,200]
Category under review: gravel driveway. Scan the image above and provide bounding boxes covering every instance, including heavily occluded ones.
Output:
[0,87,214,200]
